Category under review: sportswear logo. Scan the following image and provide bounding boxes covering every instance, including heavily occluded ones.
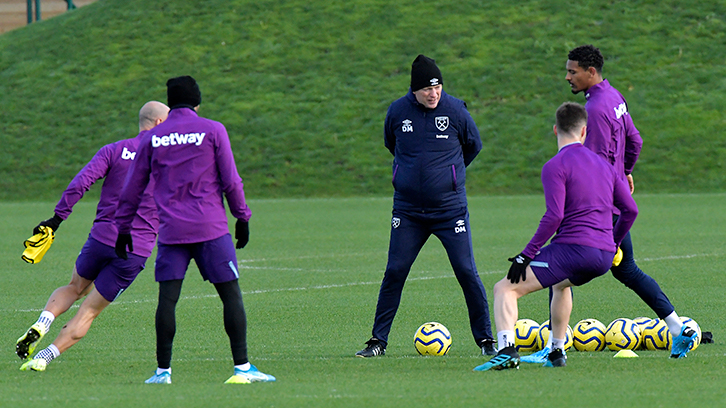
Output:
[614,102,628,119]
[392,217,401,229]
[402,119,413,133]
[454,219,466,234]
[229,261,239,279]
[435,116,449,131]
[112,288,125,302]
[151,132,206,148]
[430,78,440,86]
[121,147,136,160]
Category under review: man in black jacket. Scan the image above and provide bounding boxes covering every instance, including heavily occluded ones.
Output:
[356,55,495,358]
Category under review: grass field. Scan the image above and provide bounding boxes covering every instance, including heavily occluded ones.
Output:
[1,0,725,199]
[1,194,724,407]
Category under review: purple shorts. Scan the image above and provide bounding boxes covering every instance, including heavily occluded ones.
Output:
[75,235,148,302]
[529,243,614,288]
[154,233,239,283]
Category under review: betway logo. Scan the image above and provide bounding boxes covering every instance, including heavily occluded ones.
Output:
[614,103,628,120]
[121,147,136,160]
[151,132,206,148]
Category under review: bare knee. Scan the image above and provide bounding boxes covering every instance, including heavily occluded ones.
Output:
[493,279,514,300]
[69,269,94,299]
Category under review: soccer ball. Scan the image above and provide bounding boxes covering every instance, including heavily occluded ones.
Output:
[572,319,607,352]
[680,316,701,351]
[605,318,642,351]
[514,319,540,352]
[642,318,671,350]
[536,320,574,351]
[633,317,652,334]
[632,317,652,349]
[413,322,452,356]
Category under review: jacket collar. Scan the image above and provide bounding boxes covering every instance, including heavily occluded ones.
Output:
[585,79,610,101]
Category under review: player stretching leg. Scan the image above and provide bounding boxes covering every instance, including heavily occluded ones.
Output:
[18,101,168,371]
[475,103,637,370]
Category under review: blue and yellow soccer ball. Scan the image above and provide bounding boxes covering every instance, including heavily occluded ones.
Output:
[536,320,574,351]
[680,316,702,351]
[642,318,671,350]
[632,317,652,349]
[514,319,540,352]
[605,318,642,351]
[572,318,607,352]
[414,322,452,356]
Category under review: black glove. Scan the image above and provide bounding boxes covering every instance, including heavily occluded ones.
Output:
[507,253,532,284]
[235,219,249,249]
[115,233,133,260]
[34,214,63,235]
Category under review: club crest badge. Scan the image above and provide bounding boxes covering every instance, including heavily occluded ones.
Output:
[392,217,401,229]
[435,116,449,132]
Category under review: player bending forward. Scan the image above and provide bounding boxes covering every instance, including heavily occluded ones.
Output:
[17,101,168,371]
[474,102,637,371]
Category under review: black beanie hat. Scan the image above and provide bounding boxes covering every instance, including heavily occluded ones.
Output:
[410,54,443,92]
[167,75,202,108]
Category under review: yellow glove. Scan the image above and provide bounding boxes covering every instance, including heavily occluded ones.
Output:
[22,226,55,264]
[612,247,623,267]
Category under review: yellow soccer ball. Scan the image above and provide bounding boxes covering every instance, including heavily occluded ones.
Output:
[605,318,641,351]
[642,318,671,350]
[413,322,452,356]
[537,320,574,351]
[573,318,607,352]
[514,319,540,352]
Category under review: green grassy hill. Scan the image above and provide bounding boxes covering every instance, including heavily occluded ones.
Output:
[1,0,724,200]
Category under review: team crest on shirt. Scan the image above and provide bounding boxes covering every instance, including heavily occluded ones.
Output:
[392,217,401,229]
[435,116,449,132]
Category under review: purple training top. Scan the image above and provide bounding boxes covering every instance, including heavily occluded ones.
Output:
[54,131,159,257]
[115,108,250,245]
[522,143,638,259]
[583,79,643,182]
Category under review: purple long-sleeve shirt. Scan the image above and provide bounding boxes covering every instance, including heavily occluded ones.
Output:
[115,108,250,245]
[584,79,643,180]
[522,143,638,259]
[54,131,159,257]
